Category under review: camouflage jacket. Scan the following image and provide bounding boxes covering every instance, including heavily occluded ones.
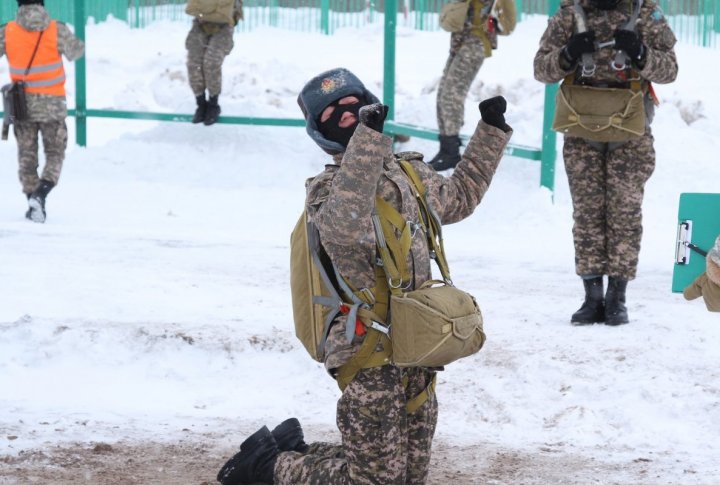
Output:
[0,5,84,121]
[306,121,511,372]
[533,0,677,87]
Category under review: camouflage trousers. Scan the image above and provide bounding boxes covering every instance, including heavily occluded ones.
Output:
[14,119,67,195]
[185,20,235,97]
[564,132,656,280]
[274,365,438,484]
[436,34,485,136]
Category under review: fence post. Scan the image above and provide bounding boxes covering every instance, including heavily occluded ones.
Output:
[540,0,560,194]
[321,0,330,34]
[384,0,397,120]
[75,0,87,146]
[134,0,141,29]
[415,0,426,30]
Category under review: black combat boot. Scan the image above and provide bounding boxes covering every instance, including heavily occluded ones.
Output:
[571,276,605,325]
[204,95,221,126]
[28,179,54,224]
[192,94,207,124]
[217,426,279,485]
[428,134,461,171]
[271,418,309,453]
[24,193,33,220]
[605,277,629,325]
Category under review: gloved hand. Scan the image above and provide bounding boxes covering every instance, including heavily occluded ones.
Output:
[479,96,510,132]
[562,31,597,64]
[613,29,646,65]
[359,103,389,134]
[684,239,720,312]
[683,271,720,312]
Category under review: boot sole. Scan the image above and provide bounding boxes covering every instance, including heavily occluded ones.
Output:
[570,320,603,326]
[28,197,46,223]
[271,418,304,452]
[605,319,629,326]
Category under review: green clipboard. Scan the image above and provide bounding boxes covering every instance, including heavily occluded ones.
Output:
[672,193,720,293]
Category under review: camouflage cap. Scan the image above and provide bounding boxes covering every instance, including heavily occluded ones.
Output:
[297,67,380,155]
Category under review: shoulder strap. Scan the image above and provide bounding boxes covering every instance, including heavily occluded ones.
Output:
[397,160,452,284]
[24,30,45,77]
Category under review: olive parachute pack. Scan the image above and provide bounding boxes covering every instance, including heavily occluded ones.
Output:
[439,0,516,57]
[290,158,486,392]
[185,0,236,25]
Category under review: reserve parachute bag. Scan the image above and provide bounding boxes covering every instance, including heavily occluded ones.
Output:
[439,1,469,32]
[552,80,646,142]
[390,281,485,368]
[185,0,235,25]
[377,162,485,368]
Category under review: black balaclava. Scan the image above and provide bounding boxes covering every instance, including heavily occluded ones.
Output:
[316,96,366,150]
[589,0,621,10]
[297,68,380,155]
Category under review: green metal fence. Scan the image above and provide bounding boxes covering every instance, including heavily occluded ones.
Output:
[0,1,127,25]
[1,0,715,193]
[1,0,717,45]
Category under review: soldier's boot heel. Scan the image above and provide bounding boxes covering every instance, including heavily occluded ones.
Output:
[271,417,309,453]
[204,95,221,126]
[605,277,629,325]
[428,134,461,171]
[571,276,605,325]
[28,179,54,224]
[192,94,207,124]
[217,425,279,485]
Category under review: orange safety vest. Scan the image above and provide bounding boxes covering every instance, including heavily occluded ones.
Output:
[5,20,65,97]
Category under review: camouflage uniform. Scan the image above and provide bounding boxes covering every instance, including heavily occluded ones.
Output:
[437,0,515,136]
[533,0,677,280]
[185,0,242,98]
[0,5,84,195]
[274,120,511,484]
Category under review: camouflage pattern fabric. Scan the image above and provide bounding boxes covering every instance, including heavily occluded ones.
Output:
[534,0,677,280]
[436,35,485,136]
[306,122,510,372]
[279,118,510,484]
[274,366,438,484]
[0,5,82,196]
[435,0,496,137]
[563,132,655,279]
[14,119,67,194]
[0,5,85,122]
[533,0,678,87]
[185,2,241,97]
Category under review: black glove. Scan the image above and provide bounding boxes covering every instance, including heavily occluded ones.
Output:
[613,29,646,66]
[562,31,597,64]
[359,103,389,134]
[479,96,510,132]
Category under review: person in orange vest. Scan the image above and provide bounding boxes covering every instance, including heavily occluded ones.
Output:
[0,0,84,223]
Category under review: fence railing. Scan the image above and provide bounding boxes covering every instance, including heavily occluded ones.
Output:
[0,0,717,46]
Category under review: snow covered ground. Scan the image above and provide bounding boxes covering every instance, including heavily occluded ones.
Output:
[1,14,718,484]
